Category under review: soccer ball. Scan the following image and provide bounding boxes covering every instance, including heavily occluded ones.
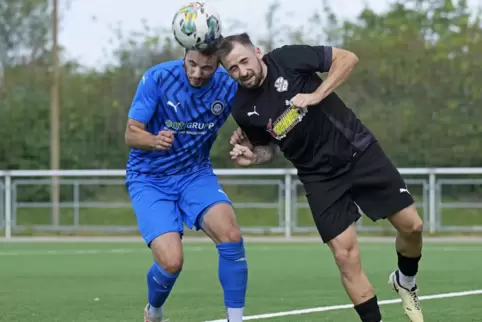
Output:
[172,2,222,50]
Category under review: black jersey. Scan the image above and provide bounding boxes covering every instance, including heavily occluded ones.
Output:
[231,45,376,182]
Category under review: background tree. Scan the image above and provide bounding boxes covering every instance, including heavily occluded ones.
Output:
[2,0,482,202]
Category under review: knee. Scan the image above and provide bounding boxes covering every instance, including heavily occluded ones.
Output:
[149,232,183,274]
[156,252,183,274]
[211,218,243,244]
[216,228,246,263]
[331,243,361,279]
[412,219,424,234]
[202,203,243,244]
[399,218,424,236]
[213,224,242,244]
[219,226,243,243]
[391,206,424,236]
[332,244,361,276]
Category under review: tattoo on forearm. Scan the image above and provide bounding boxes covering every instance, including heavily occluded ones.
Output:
[253,144,280,165]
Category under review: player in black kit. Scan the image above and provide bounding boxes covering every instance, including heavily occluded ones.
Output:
[217,33,424,322]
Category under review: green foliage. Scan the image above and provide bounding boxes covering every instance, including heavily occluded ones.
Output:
[0,0,50,65]
[334,0,482,167]
[1,0,482,202]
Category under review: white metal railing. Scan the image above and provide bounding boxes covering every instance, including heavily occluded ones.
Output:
[1,168,482,239]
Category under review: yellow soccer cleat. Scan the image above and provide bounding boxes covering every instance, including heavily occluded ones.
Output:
[389,271,424,322]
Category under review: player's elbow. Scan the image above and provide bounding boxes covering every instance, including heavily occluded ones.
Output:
[125,119,147,147]
[332,47,359,68]
[124,125,137,147]
[348,51,359,66]
[124,127,132,146]
[341,51,359,68]
[272,144,281,157]
[345,50,360,67]
[267,143,280,160]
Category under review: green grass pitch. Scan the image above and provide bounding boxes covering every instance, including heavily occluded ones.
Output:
[1,241,482,321]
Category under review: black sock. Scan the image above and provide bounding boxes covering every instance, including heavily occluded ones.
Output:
[397,251,422,276]
[354,295,382,322]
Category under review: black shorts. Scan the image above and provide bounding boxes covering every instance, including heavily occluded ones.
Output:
[303,142,415,243]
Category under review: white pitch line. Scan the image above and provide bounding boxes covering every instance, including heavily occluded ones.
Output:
[205,289,482,322]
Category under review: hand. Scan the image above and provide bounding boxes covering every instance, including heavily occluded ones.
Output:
[152,130,174,150]
[229,144,255,167]
[230,128,254,150]
[290,93,322,108]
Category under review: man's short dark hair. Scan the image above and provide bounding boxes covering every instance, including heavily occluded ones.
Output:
[184,37,224,57]
[216,32,254,59]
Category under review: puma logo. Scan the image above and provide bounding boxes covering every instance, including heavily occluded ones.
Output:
[167,101,180,112]
[247,106,259,117]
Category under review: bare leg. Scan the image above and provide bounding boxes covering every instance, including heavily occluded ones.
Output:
[387,204,424,322]
[327,223,382,322]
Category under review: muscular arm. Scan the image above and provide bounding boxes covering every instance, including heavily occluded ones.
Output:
[252,143,280,165]
[313,47,359,101]
[124,119,156,150]
[231,111,279,166]
[125,70,162,150]
[277,45,359,104]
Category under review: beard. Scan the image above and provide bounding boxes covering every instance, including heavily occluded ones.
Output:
[239,59,264,88]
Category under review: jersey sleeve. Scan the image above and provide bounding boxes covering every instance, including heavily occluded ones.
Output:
[272,44,333,74]
[231,105,272,147]
[240,122,272,146]
[127,71,160,124]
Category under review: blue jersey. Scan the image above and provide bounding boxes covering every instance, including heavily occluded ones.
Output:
[126,59,237,177]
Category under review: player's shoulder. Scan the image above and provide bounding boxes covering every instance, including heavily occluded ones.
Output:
[271,44,318,53]
[212,65,236,85]
[230,86,255,119]
[267,44,308,60]
[268,44,328,64]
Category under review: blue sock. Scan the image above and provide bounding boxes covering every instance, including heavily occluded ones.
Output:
[147,262,179,308]
[216,239,248,310]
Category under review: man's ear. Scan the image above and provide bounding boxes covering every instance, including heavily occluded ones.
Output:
[255,47,263,58]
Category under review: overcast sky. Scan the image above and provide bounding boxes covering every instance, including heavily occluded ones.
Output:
[59,0,481,67]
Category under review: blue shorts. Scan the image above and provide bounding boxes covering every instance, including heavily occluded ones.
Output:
[126,167,232,245]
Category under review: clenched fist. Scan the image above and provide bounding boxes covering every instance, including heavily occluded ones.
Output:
[229,144,255,167]
[152,130,175,150]
[290,93,322,108]
[230,128,253,150]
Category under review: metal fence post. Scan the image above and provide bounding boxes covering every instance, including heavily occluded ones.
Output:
[422,181,429,226]
[428,170,437,234]
[284,172,292,239]
[73,181,80,226]
[5,173,11,239]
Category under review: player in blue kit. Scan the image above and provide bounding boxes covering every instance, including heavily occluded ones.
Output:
[124,46,247,322]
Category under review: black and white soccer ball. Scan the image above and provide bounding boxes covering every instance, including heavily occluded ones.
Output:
[172,2,222,50]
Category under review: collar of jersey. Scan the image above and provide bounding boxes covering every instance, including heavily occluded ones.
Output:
[260,55,271,88]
